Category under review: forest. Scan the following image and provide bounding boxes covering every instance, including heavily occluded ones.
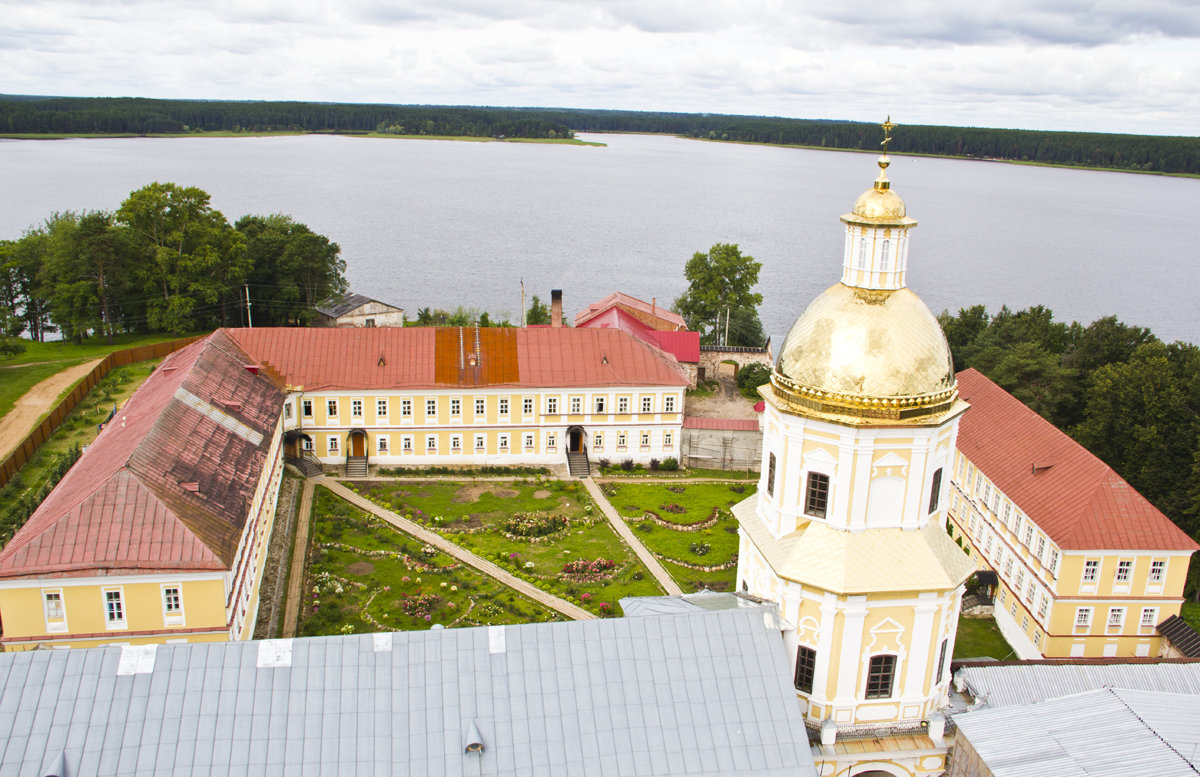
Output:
[0,183,348,345]
[3,96,1197,174]
[940,305,1200,587]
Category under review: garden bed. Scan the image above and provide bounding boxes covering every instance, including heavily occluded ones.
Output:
[351,478,664,615]
[299,487,560,635]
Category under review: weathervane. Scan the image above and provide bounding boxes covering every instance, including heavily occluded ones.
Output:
[880,115,896,155]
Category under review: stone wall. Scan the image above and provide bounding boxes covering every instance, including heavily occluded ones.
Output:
[681,427,763,472]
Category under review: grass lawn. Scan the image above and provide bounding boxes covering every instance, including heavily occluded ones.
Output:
[1182,602,1200,631]
[603,481,755,591]
[300,487,561,636]
[0,360,161,543]
[594,465,758,480]
[954,614,1018,660]
[353,478,664,615]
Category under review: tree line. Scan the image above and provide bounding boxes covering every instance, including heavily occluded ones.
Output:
[0,183,348,345]
[939,305,1200,564]
[0,97,573,139]
[4,97,1195,174]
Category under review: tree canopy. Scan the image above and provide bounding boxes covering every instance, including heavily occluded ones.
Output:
[674,243,765,347]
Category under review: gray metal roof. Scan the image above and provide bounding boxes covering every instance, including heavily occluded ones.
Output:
[314,292,400,318]
[952,688,1200,777]
[619,591,774,618]
[0,608,817,777]
[955,660,1200,708]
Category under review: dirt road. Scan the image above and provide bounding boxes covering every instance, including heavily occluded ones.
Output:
[0,359,104,461]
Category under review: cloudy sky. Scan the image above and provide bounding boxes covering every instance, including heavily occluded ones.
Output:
[3,0,1198,135]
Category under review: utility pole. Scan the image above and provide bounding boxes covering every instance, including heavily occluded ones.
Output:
[521,278,526,328]
[245,284,253,328]
[725,306,730,348]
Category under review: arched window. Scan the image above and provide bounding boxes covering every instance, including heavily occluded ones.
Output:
[928,468,943,513]
[767,452,777,496]
[880,240,890,271]
[858,238,868,269]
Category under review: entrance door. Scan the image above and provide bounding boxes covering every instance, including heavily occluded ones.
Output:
[568,428,582,453]
[351,433,365,457]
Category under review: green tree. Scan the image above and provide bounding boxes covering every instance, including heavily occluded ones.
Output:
[41,211,134,343]
[938,305,990,371]
[969,341,1077,426]
[237,215,346,326]
[526,295,551,326]
[674,243,763,345]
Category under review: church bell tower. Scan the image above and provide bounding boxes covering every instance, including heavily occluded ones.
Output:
[733,119,975,777]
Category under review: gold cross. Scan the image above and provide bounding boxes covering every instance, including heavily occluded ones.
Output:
[881,115,896,153]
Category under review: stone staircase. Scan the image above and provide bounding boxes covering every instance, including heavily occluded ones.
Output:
[285,455,324,478]
[566,451,591,478]
[345,456,369,477]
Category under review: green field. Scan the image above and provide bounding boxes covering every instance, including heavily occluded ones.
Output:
[954,615,1017,660]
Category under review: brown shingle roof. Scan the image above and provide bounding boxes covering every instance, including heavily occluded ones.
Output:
[227,326,689,391]
[955,368,1197,553]
[0,332,285,578]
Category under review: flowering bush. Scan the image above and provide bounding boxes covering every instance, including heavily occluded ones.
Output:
[399,592,441,618]
[504,512,569,537]
[580,592,592,602]
[562,558,616,579]
[598,602,615,617]
[689,542,712,556]
[659,503,686,514]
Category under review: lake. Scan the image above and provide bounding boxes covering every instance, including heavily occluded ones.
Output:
[0,133,1195,344]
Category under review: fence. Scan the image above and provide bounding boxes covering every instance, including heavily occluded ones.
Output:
[0,336,203,490]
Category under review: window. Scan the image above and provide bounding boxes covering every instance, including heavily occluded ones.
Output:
[1082,560,1100,582]
[936,640,949,683]
[983,482,991,505]
[1150,560,1166,583]
[593,432,603,450]
[858,237,868,268]
[302,437,314,452]
[1015,569,1025,590]
[1025,580,1036,604]
[547,397,558,414]
[1002,503,1011,528]
[794,646,816,694]
[401,436,413,452]
[1023,525,1034,547]
[524,433,535,449]
[426,435,437,451]
[450,398,461,416]
[499,398,510,416]
[401,399,412,417]
[44,591,64,620]
[105,590,125,626]
[377,436,389,453]
[163,587,182,615]
[767,453,776,497]
[618,397,629,414]
[1049,549,1060,575]
[865,655,896,699]
[1003,558,1013,578]
[1116,560,1133,583]
[475,434,485,451]
[328,436,339,453]
[364,318,375,327]
[617,432,627,449]
[1075,607,1092,627]
[1038,597,1049,621]
[302,399,313,418]
[523,397,534,415]
[426,398,437,417]
[664,432,673,447]
[1141,607,1158,628]
[880,239,890,271]
[350,399,363,417]
[928,468,942,513]
[547,433,557,450]
[640,431,650,447]
[641,396,652,413]
[450,435,462,451]
[475,398,485,416]
[664,396,675,412]
[284,402,293,420]
[1035,536,1046,560]
[805,473,829,519]
[377,399,388,418]
[498,434,509,451]
[984,533,994,554]
[326,399,338,417]
[570,397,581,414]
[1021,615,1029,631]
[595,397,606,413]
[1108,607,1126,628]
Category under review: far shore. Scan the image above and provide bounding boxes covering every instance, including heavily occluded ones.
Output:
[0,130,606,146]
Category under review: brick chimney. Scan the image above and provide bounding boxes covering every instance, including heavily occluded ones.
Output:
[551,289,562,328]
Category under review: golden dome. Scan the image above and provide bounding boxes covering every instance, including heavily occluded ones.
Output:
[842,155,917,227]
[771,283,957,423]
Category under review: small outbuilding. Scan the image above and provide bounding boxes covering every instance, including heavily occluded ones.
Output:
[313,292,405,328]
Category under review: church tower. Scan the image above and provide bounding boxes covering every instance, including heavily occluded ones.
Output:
[733,120,975,777]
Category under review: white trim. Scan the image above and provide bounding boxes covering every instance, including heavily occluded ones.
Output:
[0,572,224,590]
[161,583,186,627]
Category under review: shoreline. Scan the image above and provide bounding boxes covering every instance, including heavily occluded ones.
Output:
[0,130,606,146]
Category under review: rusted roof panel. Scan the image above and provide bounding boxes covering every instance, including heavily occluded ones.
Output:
[433,327,520,386]
[956,368,1197,552]
[683,418,760,431]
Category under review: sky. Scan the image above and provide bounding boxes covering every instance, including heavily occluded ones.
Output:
[3,0,1199,136]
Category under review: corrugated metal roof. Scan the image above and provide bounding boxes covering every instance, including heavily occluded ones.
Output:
[576,306,701,363]
[0,608,817,777]
[956,660,1200,708]
[314,291,401,318]
[956,368,1197,552]
[683,418,760,431]
[953,688,1200,776]
[1159,615,1200,657]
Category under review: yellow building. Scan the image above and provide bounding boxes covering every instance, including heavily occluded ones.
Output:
[228,325,689,475]
[734,125,974,777]
[0,332,285,649]
[948,367,1198,659]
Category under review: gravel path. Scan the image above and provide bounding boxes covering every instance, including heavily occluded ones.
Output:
[582,477,684,596]
[0,358,104,460]
[281,479,316,638]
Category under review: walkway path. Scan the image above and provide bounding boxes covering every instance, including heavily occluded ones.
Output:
[320,478,596,620]
[281,478,315,638]
[582,477,684,596]
[0,358,103,460]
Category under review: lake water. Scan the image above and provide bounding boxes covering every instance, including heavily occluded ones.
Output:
[1,133,1196,344]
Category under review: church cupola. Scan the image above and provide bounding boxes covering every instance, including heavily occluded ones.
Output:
[839,118,918,291]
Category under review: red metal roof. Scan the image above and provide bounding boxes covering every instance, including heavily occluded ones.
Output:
[956,368,1197,553]
[683,418,760,431]
[228,326,690,390]
[574,306,700,364]
[575,292,687,330]
[0,332,285,578]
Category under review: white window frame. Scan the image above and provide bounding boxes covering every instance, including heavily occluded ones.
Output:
[1107,607,1126,629]
[450,434,462,452]
[570,397,582,414]
[593,432,604,450]
[475,397,486,417]
[426,435,437,452]
[474,434,485,451]
[640,430,650,448]
[376,398,389,419]
[498,433,510,452]
[617,432,627,449]
[523,433,535,449]
[302,399,313,418]
[617,397,629,414]
[641,396,652,413]
[1149,559,1166,583]
[546,397,558,414]
[283,402,293,420]
[664,395,675,413]
[499,398,510,417]
[326,398,338,418]
[161,584,185,627]
[1035,535,1046,561]
[595,396,606,413]
[426,398,437,418]
[104,588,127,630]
[1082,559,1100,583]
[351,398,363,418]
[547,432,557,451]
[43,589,67,633]
[1140,607,1158,629]
[377,435,390,454]
[1037,596,1049,621]
[1023,525,1034,547]
[401,399,413,417]
[401,435,413,453]
[450,397,462,417]
[1115,559,1133,583]
[664,431,673,448]
[327,436,340,454]
[1074,607,1092,628]
[523,397,534,416]
[302,437,314,452]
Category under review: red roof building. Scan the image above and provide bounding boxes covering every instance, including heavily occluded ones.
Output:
[574,292,687,331]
